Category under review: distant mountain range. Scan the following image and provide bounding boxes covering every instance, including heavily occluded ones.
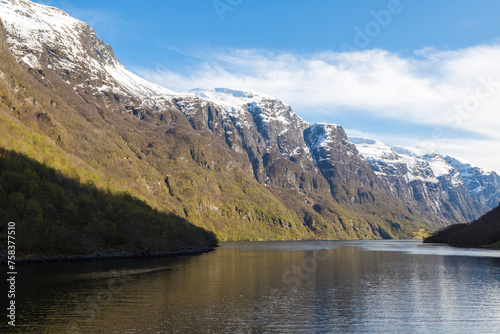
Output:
[351,138,500,222]
[1,0,499,242]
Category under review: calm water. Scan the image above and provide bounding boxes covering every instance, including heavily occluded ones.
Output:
[2,240,500,333]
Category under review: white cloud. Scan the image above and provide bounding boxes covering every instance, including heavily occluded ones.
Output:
[135,45,500,172]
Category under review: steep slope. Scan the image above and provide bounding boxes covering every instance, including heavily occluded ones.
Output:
[0,0,313,241]
[0,14,218,257]
[305,124,385,201]
[445,156,500,209]
[184,88,316,180]
[1,0,175,101]
[179,89,441,238]
[351,137,490,223]
[0,0,451,241]
[0,148,217,260]
[348,138,412,200]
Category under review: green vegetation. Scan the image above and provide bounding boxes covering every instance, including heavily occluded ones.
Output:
[489,240,500,247]
[0,43,312,242]
[0,148,217,260]
[424,205,500,247]
[0,21,442,246]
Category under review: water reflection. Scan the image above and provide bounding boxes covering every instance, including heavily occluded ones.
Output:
[2,240,500,333]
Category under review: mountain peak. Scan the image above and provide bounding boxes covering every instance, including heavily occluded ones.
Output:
[184,87,310,135]
[0,0,175,101]
[305,123,349,153]
[349,137,399,161]
[444,155,500,208]
[311,122,342,130]
[445,155,480,172]
[187,88,283,107]
[392,145,440,159]
[1,0,84,68]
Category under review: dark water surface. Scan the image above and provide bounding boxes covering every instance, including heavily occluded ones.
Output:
[2,240,500,333]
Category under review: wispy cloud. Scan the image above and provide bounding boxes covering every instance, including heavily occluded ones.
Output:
[136,45,500,172]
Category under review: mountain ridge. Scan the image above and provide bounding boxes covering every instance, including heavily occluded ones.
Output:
[1,0,498,243]
[351,136,495,223]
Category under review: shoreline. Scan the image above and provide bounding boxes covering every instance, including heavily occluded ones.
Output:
[423,240,500,250]
[0,246,218,265]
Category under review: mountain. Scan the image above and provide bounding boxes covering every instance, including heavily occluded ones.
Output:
[444,156,500,210]
[350,137,494,223]
[1,0,496,246]
[175,88,437,239]
[0,148,217,259]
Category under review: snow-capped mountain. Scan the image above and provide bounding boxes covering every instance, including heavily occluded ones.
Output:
[391,145,463,187]
[1,0,496,240]
[0,0,176,112]
[187,88,310,141]
[176,87,318,181]
[445,156,500,209]
[305,123,368,181]
[187,88,311,150]
[305,125,388,205]
[350,138,414,200]
[351,137,493,222]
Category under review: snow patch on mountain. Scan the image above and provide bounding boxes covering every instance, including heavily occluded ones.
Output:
[304,123,359,165]
[392,146,455,179]
[186,88,307,129]
[0,0,81,68]
[103,64,175,100]
[349,137,406,180]
[0,0,176,102]
[349,137,399,161]
[445,156,483,177]
[350,137,464,187]
[306,123,342,150]
[445,155,500,208]
[187,88,277,107]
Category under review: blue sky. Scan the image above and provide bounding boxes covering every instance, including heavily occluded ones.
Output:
[37,0,500,172]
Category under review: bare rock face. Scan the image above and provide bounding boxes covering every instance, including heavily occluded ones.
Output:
[304,124,387,203]
[0,20,7,47]
[182,89,317,183]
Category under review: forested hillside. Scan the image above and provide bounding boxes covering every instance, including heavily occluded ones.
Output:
[0,148,217,260]
[424,205,500,247]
